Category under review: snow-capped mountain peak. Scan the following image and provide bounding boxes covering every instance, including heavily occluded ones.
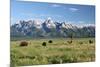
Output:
[11,18,95,38]
[44,17,56,28]
[33,19,42,29]
[62,22,77,29]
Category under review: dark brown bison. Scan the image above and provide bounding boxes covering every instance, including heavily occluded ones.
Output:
[67,41,72,44]
[20,41,28,47]
[48,40,53,43]
[42,42,46,47]
[89,40,93,44]
[79,42,83,45]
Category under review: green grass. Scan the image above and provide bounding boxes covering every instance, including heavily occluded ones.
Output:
[10,38,95,66]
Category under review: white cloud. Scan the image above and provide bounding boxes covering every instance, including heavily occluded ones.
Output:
[52,4,61,7]
[73,21,95,27]
[69,7,79,12]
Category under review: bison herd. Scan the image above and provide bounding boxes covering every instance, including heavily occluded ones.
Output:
[19,39,94,47]
[19,40,53,47]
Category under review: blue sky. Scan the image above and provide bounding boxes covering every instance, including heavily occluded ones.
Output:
[11,0,95,25]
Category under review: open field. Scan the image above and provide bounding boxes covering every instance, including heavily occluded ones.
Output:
[10,38,95,66]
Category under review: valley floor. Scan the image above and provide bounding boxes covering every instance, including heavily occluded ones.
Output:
[10,38,95,66]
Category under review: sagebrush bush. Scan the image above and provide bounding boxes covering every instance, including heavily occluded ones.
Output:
[47,56,61,64]
[60,55,78,63]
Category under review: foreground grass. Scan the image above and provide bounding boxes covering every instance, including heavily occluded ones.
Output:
[10,38,95,66]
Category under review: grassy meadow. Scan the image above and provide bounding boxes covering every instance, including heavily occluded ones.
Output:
[10,38,95,66]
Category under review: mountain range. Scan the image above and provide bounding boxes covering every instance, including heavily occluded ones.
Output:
[11,18,95,38]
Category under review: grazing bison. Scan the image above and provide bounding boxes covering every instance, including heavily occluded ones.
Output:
[48,40,53,43]
[79,42,83,45]
[42,42,46,47]
[67,41,72,44]
[89,40,93,44]
[20,41,28,47]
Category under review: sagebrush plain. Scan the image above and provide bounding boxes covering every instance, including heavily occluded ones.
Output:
[10,38,95,66]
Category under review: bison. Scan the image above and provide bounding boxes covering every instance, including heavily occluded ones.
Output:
[42,42,46,47]
[48,40,53,43]
[67,41,72,44]
[20,41,28,47]
[89,40,93,44]
[79,42,83,45]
